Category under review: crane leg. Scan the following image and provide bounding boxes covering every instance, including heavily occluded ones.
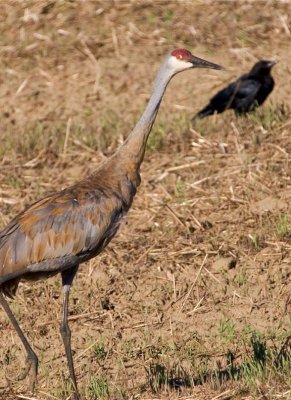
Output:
[0,291,38,392]
[60,265,79,400]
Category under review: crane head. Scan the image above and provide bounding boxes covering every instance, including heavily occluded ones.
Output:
[169,48,224,73]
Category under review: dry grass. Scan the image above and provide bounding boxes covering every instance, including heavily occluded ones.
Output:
[0,1,290,400]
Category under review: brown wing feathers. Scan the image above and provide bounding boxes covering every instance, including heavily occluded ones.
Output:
[0,180,125,294]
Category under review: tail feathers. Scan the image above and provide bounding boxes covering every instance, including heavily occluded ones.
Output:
[192,104,215,121]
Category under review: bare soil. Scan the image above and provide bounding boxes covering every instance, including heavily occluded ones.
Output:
[0,1,290,400]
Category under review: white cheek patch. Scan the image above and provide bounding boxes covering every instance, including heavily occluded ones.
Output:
[168,56,192,72]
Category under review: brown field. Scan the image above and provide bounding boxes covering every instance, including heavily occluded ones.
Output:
[0,1,290,399]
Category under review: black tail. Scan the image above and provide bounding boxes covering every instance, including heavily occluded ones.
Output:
[192,104,215,121]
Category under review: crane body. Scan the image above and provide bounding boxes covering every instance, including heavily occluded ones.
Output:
[0,160,137,297]
[0,49,223,400]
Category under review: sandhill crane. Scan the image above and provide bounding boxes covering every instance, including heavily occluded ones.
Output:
[193,60,275,120]
[0,49,223,400]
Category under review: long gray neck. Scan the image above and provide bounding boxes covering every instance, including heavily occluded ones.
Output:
[116,60,174,168]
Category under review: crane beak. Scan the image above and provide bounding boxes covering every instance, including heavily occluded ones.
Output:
[189,54,224,71]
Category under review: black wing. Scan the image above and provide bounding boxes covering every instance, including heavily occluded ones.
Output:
[210,76,261,113]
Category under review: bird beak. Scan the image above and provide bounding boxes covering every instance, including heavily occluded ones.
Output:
[189,54,224,71]
[268,61,277,68]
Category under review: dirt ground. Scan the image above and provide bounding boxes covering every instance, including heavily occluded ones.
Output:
[0,1,290,400]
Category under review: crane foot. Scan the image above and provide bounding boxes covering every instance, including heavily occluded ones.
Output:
[15,354,38,393]
[71,392,81,400]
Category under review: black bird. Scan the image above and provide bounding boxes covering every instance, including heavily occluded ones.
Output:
[193,60,276,120]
